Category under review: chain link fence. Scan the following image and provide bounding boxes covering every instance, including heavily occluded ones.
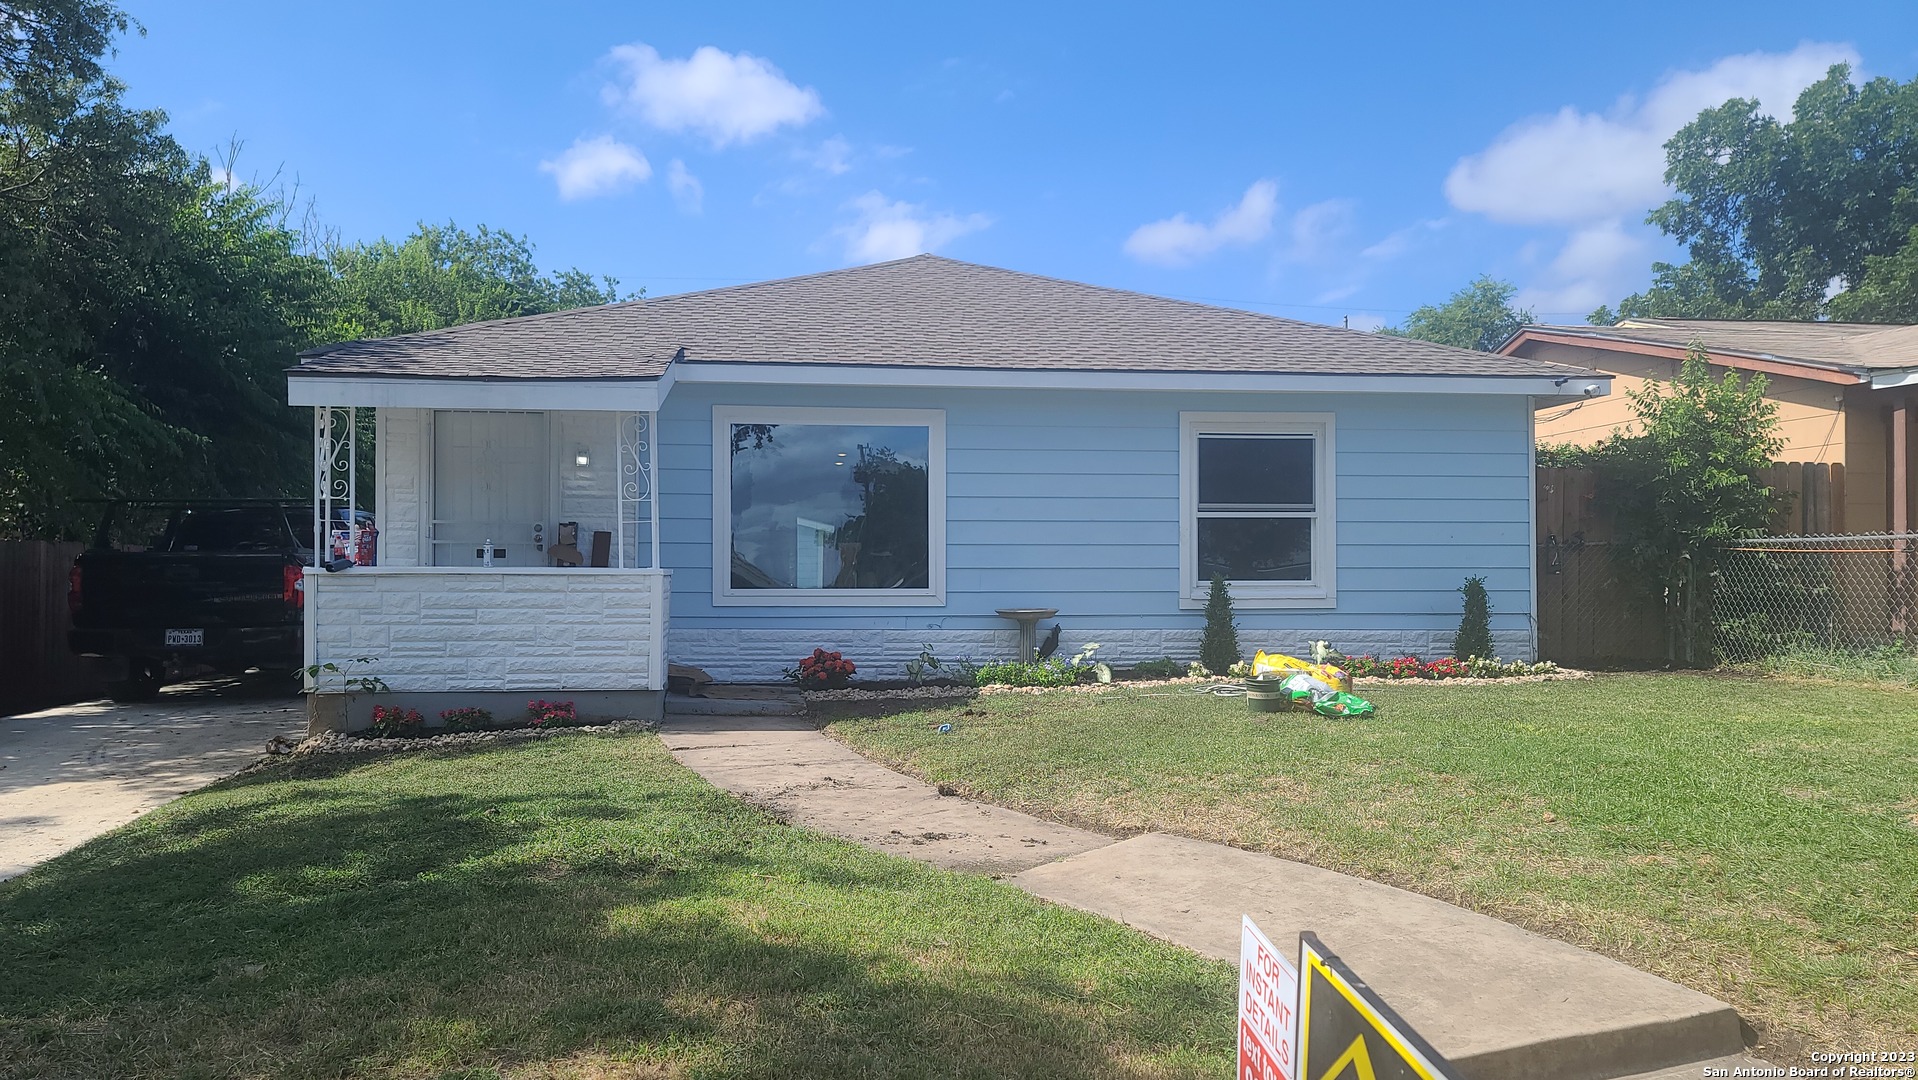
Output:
[1712,534,1918,662]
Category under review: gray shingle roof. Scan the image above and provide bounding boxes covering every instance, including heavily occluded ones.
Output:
[295,255,1592,381]
[1513,318,1918,373]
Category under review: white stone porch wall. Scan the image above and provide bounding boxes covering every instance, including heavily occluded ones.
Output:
[667,626,1533,684]
[306,568,670,692]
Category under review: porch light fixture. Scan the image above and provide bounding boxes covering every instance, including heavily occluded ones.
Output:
[575,448,591,467]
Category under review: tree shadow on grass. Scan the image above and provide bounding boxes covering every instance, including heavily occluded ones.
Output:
[0,739,1231,1080]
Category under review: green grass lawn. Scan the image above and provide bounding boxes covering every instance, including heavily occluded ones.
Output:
[822,673,1918,1059]
[0,733,1234,1080]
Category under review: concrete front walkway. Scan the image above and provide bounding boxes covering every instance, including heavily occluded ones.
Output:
[660,714,1755,1080]
[0,683,305,880]
[659,714,1110,873]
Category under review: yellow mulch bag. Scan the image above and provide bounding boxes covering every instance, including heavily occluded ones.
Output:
[1251,650,1351,693]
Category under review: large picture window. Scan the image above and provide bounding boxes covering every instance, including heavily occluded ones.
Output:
[1179,413,1334,608]
[713,406,945,606]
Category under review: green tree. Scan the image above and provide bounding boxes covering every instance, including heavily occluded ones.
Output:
[1589,343,1783,663]
[0,1,337,538]
[1383,276,1533,351]
[324,223,629,342]
[1614,65,1918,321]
[1827,224,1918,322]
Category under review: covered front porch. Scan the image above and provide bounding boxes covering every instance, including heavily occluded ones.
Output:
[292,378,671,731]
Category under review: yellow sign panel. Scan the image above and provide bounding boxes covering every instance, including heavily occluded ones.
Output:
[1296,933,1462,1080]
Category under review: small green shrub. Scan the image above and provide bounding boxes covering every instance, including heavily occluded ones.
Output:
[975,643,1105,688]
[1198,575,1240,677]
[1454,575,1494,660]
[1129,657,1185,679]
[972,658,1082,687]
[439,706,493,731]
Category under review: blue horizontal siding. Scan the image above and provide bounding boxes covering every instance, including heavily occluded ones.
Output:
[658,383,1534,634]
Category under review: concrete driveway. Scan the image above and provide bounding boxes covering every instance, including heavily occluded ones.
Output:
[0,681,306,880]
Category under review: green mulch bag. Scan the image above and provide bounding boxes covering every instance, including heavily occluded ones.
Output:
[1312,691,1376,719]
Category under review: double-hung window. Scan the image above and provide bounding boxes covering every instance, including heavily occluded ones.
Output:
[1179,412,1335,607]
[713,405,946,606]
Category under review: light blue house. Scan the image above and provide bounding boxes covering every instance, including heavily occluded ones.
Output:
[287,255,1606,719]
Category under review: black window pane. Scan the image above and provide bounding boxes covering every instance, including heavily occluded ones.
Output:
[1198,517,1312,582]
[730,423,931,590]
[1197,436,1313,510]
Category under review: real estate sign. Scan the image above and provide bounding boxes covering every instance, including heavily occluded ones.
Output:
[1238,915,1299,1080]
[1295,932,1462,1080]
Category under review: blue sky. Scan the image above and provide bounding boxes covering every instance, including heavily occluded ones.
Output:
[118,1,1918,329]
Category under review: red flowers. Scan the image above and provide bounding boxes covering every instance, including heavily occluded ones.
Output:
[369,704,423,736]
[526,699,577,726]
[1343,654,1468,680]
[790,648,856,689]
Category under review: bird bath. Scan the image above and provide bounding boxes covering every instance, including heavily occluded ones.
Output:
[995,608,1059,663]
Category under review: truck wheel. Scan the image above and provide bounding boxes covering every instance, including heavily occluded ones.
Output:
[107,663,163,703]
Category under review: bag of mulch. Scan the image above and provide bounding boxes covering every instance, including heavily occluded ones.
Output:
[1280,672,1333,707]
[1311,691,1376,719]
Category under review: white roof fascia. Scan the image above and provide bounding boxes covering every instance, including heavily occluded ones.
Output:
[1870,368,1918,391]
[673,361,1603,398]
[286,370,674,411]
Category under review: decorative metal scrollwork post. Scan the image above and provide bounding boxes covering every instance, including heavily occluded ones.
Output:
[616,411,658,569]
[312,406,357,568]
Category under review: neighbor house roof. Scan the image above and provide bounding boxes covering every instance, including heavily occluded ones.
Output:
[1500,318,1918,382]
[294,255,1590,381]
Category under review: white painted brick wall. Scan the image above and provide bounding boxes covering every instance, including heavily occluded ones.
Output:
[668,627,1533,683]
[309,569,670,692]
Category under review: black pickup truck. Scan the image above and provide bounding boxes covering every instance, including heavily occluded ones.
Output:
[66,500,344,701]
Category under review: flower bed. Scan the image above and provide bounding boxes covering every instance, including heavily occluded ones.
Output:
[1335,655,1560,680]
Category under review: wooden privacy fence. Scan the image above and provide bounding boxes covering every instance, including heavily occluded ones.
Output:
[0,540,103,715]
[1535,463,1846,667]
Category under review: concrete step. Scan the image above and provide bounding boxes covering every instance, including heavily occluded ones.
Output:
[1011,833,1746,1080]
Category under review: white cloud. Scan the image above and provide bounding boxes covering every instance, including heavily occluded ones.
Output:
[833,191,990,263]
[1445,42,1857,225]
[1123,180,1278,266]
[1282,199,1356,263]
[605,42,823,147]
[1361,218,1447,261]
[803,135,853,174]
[1514,220,1648,316]
[539,136,652,200]
[667,159,704,213]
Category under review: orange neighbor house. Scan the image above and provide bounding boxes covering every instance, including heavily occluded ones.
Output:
[1500,319,1918,536]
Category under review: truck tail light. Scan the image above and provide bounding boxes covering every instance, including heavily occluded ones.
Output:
[283,563,304,609]
[68,561,83,619]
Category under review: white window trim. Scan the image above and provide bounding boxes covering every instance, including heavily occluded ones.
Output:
[1178,411,1336,609]
[711,405,946,607]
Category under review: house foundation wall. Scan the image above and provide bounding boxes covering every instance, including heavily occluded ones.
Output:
[306,688,663,734]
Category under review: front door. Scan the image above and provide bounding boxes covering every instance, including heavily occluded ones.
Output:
[432,411,548,567]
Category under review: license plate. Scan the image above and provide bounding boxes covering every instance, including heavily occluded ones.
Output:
[165,628,205,647]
